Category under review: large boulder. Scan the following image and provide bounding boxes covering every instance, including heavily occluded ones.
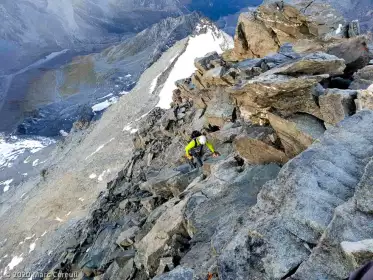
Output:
[350,65,373,89]
[204,88,235,127]
[232,11,280,60]
[153,267,194,280]
[139,168,201,199]
[229,1,344,61]
[135,198,189,277]
[355,90,373,111]
[319,89,358,125]
[229,73,324,122]
[268,113,325,158]
[194,52,223,73]
[268,52,346,76]
[234,135,289,164]
[326,36,371,74]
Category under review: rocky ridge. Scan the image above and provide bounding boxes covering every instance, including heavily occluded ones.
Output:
[34,1,373,280]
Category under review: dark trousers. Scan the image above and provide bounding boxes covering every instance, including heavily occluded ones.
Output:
[189,145,204,168]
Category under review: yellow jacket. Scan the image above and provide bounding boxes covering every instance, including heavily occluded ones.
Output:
[185,137,215,158]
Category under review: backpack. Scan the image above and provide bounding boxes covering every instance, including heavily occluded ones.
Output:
[190,130,202,146]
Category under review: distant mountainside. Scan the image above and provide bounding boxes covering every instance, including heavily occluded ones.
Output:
[0,0,186,76]
[11,14,232,137]
[0,0,259,76]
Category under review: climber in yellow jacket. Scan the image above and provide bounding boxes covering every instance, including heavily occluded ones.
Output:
[185,132,220,167]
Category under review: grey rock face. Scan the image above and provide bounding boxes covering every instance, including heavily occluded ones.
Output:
[153,266,194,280]
[350,65,373,90]
[182,159,281,277]
[355,159,373,213]
[291,199,373,280]
[218,111,373,279]
[140,168,202,199]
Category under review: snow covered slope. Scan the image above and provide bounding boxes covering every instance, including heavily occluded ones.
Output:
[157,19,233,108]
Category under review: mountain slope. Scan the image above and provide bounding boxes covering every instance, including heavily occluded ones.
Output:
[0,0,185,75]
[0,13,206,136]
[0,20,233,277]
[157,19,233,108]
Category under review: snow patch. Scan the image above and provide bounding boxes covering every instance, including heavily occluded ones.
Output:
[123,124,133,132]
[55,217,64,222]
[98,169,111,182]
[125,74,132,78]
[15,50,69,76]
[24,235,35,241]
[157,28,233,109]
[92,96,119,112]
[0,135,54,169]
[41,231,47,237]
[341,239,373,253]
[1,179,13,193]
[89,173,97,179]
[123,124,138,134]
[86,138,115,160]
[3,255,23,275]
[150,74,161,94]
[336,24,343,34]
[119,91,129,95]
[32,159,39,166]
[78,197,85,202]
[98,93,113,100]
[59,130,69,137]
[29,242,36,253]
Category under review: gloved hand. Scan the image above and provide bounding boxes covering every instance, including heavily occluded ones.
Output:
[186,154,193,160]
[212,152,220,158]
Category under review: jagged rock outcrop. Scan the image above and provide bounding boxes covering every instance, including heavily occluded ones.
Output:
[326,36,371,73]
[226,1,345,61]
[234,135,289,164]
[229,73,325,121]
[139,168,201,199]
[268,113,325,158]
[172,2,372,163]
[350,65,373,89]
[319,89,358,125]
[355,90,373,111]
[135,198,189,276]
